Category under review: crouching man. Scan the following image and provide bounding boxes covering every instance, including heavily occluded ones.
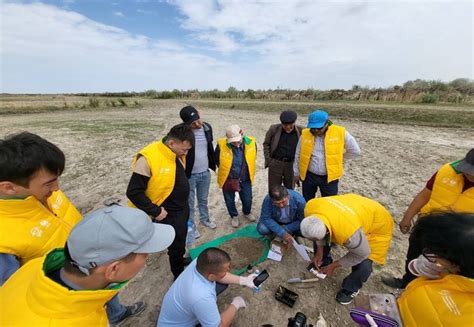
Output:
[257,185,306,243]
[158,247,257,326]
[301,194,393,305]
[0,205,175,326]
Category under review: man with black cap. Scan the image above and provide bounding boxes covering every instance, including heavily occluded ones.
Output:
[293,109,360,201]
[0,205,175,326]
[263,110,303,191]
[382,148,474,289]
[179,106,217,239]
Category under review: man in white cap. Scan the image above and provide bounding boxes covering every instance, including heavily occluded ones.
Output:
[301,194,393,305]
[383,148,474,289]
[215,125,257,228]
[293,109,360,201]
[0,205,175,326]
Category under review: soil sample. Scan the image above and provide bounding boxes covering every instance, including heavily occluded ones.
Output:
[218,237,266,270]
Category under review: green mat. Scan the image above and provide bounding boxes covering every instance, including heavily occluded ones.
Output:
[189,224,271,275]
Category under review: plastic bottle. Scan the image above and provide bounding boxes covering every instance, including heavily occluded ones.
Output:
[185,219,195,247]
[253,269,261,294]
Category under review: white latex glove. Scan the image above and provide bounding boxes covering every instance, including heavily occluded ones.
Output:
[239,273,258,288]
[365,314,378,327]
[231,296,246,310]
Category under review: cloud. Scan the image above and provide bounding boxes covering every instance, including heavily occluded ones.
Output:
[0,1,472,93]
[113,11,124,17]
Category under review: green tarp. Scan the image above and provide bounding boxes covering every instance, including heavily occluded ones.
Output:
[189,224,271,275]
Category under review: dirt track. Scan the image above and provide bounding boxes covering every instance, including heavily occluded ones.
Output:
[1,101,472,326]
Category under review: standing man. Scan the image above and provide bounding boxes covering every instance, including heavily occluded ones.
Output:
[0,132,144,325]
[0,205,175,326]
[257,185,306,243]
[215,125,257,228]
[382,148,474,289]
[158,247,256,327]
[263,110,303,191]
[180,105,217,239]
[294,110,361,201]
[127,123,194,279]
[301,194,393,305]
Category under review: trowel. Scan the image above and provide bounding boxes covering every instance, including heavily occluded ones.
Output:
[287,277,319,283]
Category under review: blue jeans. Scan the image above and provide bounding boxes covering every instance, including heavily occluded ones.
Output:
[256,221,301,237]
[106,294,127,324]
[223,179,252,217]
[302,171,339,201]
[188,170,211,224]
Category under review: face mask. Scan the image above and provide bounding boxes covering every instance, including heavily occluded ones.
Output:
[408,254,448,279]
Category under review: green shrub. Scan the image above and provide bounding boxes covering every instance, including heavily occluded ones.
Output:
[88,97,100,108]
[421,93,438,103]
[118,98,127,106]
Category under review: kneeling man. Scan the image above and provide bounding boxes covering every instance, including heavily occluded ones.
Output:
[301,194,393,305]
[158,247,257,327]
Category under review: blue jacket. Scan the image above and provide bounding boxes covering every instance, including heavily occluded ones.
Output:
[259,190,306,238]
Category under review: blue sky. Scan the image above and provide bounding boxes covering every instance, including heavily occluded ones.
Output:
[0,0,472,93]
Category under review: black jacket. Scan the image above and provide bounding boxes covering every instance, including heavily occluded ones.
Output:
[185,122,216,177]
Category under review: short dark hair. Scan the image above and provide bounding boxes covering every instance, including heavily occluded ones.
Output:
[196,247,231,275]
[412,211,474,278]
[166,123,194,146]
[269,185,288,201]
[0,132,65,187]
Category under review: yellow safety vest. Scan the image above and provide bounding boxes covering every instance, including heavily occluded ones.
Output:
[128,140,182,208]
[216,136,257,188]
[398,274,474,327]
[304,194,393,265]
[0,249,121,326]
[0,191,82,265]
[420,163,474,214]
[299,125,346,183]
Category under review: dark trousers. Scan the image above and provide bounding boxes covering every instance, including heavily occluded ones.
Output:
[268,159,295,191]
[302,171,338,201]
[312,241,333,267]
[223,179,252,217]
[342,259,373,293]
[160,207,189,278]
[401,231,423,286]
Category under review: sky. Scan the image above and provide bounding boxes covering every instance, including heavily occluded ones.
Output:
[0,0,472,93]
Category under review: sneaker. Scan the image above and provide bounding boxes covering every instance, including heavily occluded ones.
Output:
[244,213,256,222]
[381,276,406,289]
[112,301,146,325]
[231,216,240,228]
[201,220,217,229]
[194,229,201,239]
[335,289,360,305]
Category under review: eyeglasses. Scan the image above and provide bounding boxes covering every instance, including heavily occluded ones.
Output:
[422,248,438,263]
[422,248,459,272]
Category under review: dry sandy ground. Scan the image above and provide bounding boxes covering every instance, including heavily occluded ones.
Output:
[1,101,473,326]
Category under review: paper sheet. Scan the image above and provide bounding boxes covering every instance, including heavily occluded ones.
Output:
[292,240,311,262]
[267,250,282,262]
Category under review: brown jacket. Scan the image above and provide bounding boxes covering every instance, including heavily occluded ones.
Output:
[263,124,303,168]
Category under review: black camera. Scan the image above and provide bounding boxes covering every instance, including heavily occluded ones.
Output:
[287,312,313,327]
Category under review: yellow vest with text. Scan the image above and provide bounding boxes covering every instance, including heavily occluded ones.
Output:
[0,191,82,265]
[420,162,474,214]
[299,125,346,183]
[217,136,257,188]
[304,194,393,265]
[0,249,121,326]
[398,274,474,327]
[128,140,182,208]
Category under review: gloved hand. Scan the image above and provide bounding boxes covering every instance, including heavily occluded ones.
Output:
[231,296,246,310]
[239,273,258,288]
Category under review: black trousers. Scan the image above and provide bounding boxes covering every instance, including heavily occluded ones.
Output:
[401,231,423,286]
[302,171,339,201]
[160,207,189,278]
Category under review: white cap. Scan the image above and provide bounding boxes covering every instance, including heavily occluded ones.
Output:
[226,124,242,143]
[300,216,327,240]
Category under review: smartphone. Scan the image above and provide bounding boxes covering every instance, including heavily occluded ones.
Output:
[253,269,269,287]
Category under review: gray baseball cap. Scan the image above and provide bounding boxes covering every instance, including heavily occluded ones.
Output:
[67,205,175,275]
[457,148,474,175]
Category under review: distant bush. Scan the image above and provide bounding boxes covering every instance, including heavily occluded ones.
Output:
[88,97,100,108]
[421,93,438,103]
[118,98,127,106]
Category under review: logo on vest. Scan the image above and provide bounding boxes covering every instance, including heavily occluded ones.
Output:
[439,290,461,315]
[326,137,340,142]
[30,227,43,238]
[51,195,63,210]
[441,177,458,186]
[39,220,50,228]
[159,167,171,174]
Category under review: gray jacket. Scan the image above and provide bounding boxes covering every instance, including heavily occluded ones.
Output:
[263,123,303,168]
